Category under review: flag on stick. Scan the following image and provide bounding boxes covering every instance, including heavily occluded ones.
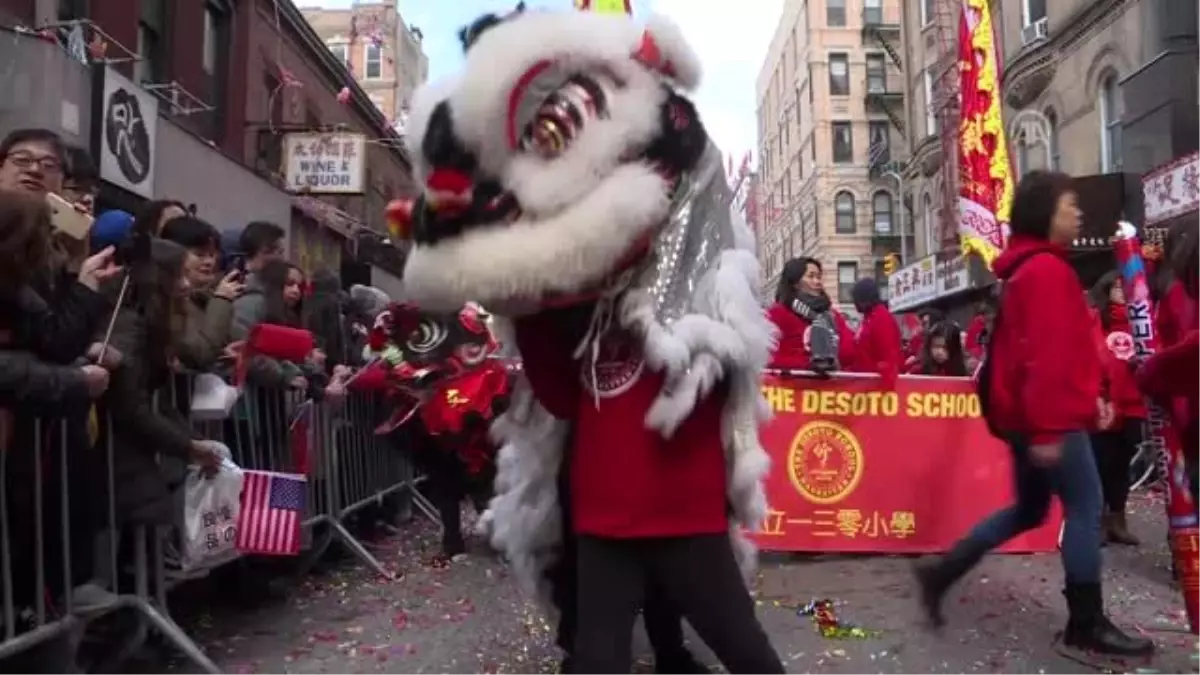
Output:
[236,470,306,556]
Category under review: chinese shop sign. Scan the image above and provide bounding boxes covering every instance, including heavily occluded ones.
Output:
[752,374,1062,553]
[283,132,368,194]
[1142,151,1199,226]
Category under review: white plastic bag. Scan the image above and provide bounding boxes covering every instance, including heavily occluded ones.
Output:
[190,372,241,421]
[181,443,244,571]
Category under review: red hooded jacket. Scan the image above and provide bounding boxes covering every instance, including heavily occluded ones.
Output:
[1092,304,1146,423]
[854,303,903,386]
[985,236,1101,444]
[767,302,859,371]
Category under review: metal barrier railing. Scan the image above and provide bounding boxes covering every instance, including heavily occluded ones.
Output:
[0,374,430,672]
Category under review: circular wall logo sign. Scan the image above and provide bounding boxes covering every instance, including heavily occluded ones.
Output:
[104,87,151,185]
[787,421,864,504]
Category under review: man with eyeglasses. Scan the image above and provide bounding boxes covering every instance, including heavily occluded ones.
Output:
[0,128,66,196]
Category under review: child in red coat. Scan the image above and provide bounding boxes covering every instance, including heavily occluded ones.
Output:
[1088,272,1146,545]
[908,321,968,376]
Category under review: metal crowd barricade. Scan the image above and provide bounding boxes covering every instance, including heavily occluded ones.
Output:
[0,414,219,673]
[179,375,432,580]
[0,370,436,671]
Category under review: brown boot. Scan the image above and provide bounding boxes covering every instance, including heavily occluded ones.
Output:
[1105,511,1140,546]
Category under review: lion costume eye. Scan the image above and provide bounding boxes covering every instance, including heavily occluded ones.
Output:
[520,74,611,158]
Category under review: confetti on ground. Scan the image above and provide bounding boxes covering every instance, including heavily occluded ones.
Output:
[128,493,1198,674]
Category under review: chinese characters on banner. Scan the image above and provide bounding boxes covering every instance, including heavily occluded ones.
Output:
[955,0,1013,268]
[283,132,368,194]
[751,374,1063,553]
[1142,151,1200,226]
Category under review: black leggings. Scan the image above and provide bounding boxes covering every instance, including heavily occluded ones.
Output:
[1091,420,1143,512]
[573,534,783,674]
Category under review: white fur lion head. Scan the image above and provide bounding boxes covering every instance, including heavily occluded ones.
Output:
[392,6,706,313]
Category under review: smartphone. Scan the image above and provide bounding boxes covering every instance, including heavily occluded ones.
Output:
[228,254,247,281]
[46,192,93,241]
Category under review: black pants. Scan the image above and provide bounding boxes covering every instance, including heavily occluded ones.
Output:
[551,447,692,668]
[573,534,783,674]
[1091,420,1143,512]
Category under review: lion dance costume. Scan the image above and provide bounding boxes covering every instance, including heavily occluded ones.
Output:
[388,4,783,672]
[357,302,512,555]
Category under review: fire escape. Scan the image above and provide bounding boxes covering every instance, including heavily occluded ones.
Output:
[862,2,907,261]
[930,0,963,252]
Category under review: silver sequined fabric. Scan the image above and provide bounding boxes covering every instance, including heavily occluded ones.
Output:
[629,143,735,325]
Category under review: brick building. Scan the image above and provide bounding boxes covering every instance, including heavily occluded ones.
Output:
[300,1,428,128]
[0,0,416,279]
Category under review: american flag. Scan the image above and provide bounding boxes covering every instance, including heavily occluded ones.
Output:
[236,471,306,556]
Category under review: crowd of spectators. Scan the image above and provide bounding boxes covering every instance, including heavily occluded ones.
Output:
[0,127,397,672]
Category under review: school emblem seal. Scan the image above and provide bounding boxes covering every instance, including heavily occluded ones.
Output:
[787,421,864,504]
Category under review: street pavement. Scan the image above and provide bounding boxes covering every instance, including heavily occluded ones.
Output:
[159,490,1198,674]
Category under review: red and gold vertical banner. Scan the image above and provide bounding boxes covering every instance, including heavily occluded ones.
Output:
[956,0,1012,268]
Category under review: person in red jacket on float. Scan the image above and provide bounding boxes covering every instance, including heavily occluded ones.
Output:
[915,170,1153,657]
[1087,271,1146,545]
[767,257,858,373]
[851,277,903,386]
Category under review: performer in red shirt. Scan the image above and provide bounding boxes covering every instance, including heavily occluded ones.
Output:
[391,5,783,673]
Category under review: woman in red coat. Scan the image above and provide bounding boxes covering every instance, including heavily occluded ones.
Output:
[767,257,858,373]
[1088,272,1146,545]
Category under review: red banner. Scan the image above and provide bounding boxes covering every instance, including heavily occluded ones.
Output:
[752,374,1062,553]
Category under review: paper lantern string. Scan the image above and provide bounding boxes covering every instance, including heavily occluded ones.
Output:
[797,599,880,639]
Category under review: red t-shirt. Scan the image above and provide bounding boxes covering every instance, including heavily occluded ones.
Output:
[515,313,728,539]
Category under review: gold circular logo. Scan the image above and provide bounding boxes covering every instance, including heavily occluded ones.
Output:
[787,421,864,504]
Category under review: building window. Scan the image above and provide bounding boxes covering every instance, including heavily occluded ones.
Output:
[864,0,882,24]
[135,0,167,85]
[923,69,938,136]
[827,0,846,27]
[1021,0,1047,26]
[1015,139,1029,176]
[831,121,853,163]
[872,191,893,234]
[837,261,858,304]
[920,0,934,26]
[57,0,86,21]
[829,53,849,95]
[1099,72,1122,172]
[868,121,890,165]
[922,193,934,251]
[866,54,886,93]
[364,42,383,79]
[1046,109,1060,170]
[835,191,856,233]
[328,41,349,66]
[201,1,231,139]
